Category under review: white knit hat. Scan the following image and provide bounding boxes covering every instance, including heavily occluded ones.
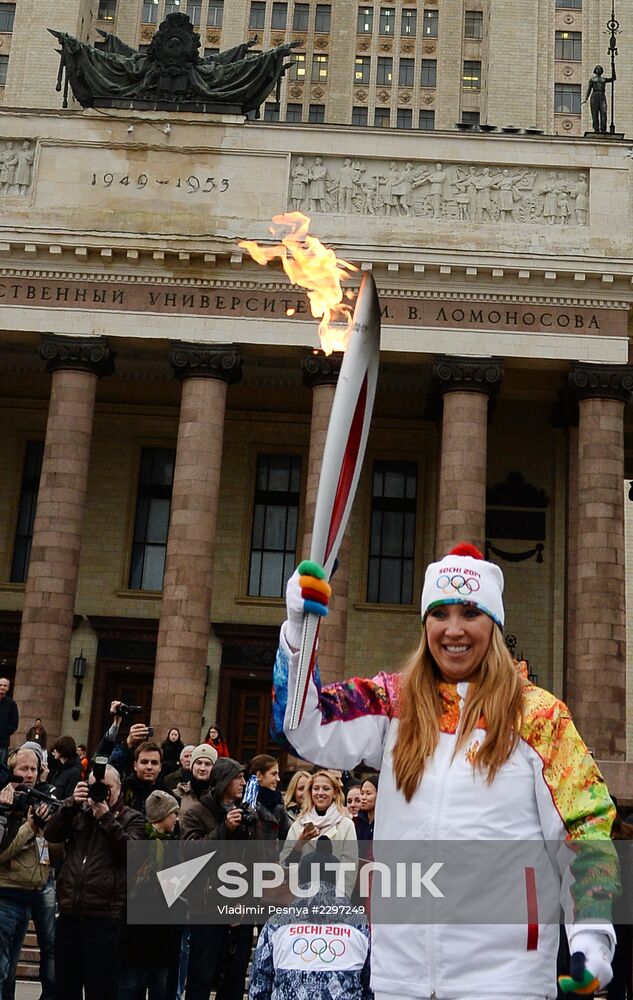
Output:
[421,543,505,628]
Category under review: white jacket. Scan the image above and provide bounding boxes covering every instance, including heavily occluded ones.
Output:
[280,813,358,899]
[273,629,617,999]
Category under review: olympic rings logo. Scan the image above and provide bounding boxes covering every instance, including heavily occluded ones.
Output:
[292,938,346,962]
[436,573,480,597]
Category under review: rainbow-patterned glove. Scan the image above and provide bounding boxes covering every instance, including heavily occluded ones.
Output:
[558,932,613,995]
[284,561,331,651]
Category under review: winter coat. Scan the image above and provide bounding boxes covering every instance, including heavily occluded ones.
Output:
[164,765,189,792]
[160,739,184,776]
[0,695,18,748]
[206,736,230,758]
[0,813,48,897]
[50,757,83,799]
[280,813,358,899]
[273,634,618,1000]
[353,811,374,842]
[174,777,211,823]
[249,882,371,1000]
[121,822,182,964]
[181,758,260,842]
[255,787,292,843]
[44,795,145,919]
[122,773,168,816]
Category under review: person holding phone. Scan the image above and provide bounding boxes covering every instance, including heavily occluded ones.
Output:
[279,770,358,898]
[121,740,169,817]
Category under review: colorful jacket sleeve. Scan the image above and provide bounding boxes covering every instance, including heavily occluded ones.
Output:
[522,686,618,952]
[271,625,397,769]
[248,921,275,1000]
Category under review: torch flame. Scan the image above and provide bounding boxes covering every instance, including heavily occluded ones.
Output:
[239,212,357,355]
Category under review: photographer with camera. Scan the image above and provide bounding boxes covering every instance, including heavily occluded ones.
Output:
[0,748,53,997]
[181,758,261,1000]
[43,759,145,999]
[95,700,152,773]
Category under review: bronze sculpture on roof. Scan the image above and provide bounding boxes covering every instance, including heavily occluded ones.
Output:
[49,12,299,115]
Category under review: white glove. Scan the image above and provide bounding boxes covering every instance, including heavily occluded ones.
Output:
[283,568,304,652]
[566,930,613,992]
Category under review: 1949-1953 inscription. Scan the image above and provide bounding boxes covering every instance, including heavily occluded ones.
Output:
[90,172,230,194]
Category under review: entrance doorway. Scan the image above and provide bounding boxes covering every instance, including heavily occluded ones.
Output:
[214,624,286,769]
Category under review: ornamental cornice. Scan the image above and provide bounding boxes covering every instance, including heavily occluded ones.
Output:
[39,334,115,376]
[169,342,243,384]
[301,350,343,387]
[433,356,504,397]
[568,363,633,404]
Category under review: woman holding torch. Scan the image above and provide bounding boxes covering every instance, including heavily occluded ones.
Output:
[273,543,618,1000]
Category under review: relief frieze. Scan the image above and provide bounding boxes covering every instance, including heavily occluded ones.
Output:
[288,155,589,225]
[0,140,35,198]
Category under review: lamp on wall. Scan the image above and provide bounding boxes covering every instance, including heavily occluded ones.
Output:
[72,650,87,721]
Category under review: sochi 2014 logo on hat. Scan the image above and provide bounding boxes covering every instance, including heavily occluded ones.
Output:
[435,573,481,597]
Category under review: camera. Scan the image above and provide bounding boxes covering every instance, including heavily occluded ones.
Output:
[0,784,60,822]
[87,756,110,804]
[236,802,258,836]
[116,703,143,718]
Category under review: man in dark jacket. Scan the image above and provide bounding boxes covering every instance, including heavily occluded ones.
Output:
[49,735,83,799]
[181,757,260,1000]
[44,763,145,999]
[122,740,169,816]
[163,744,194,791]
[0,679,18,765]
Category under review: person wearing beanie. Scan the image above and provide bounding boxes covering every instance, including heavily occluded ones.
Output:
[164,743,194,792]
[272,544,618,1000]
[181,757,262,1000]
[145,789,179,834]
[175,743,218,820]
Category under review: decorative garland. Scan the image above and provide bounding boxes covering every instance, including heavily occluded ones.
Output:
[485,541,544,564]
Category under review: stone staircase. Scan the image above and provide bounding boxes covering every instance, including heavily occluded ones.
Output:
[16,922,39,981]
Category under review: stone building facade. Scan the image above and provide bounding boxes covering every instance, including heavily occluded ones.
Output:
[0,0,631,136]
[1,62,633,790]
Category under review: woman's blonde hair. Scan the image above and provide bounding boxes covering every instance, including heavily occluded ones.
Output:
[392,625,525,802]
[301,769,347,814]
[283,769,311,809]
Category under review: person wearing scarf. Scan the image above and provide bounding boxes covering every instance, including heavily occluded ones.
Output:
[244,754,292,843]
[280,769,358,898]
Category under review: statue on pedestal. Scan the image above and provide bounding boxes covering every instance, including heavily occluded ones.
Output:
[49,12,299,115]
[582,64,615,134]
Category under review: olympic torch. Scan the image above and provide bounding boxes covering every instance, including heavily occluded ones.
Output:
[288,271,381,730]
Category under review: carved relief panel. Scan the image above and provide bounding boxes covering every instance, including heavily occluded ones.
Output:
[288,154,589,225]
[0,139,35,198]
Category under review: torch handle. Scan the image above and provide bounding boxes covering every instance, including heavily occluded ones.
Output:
[288,613,321,731]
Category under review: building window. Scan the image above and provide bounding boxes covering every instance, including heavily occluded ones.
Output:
[10,441,44,584]
[249,2,266,29]
[311,53,328,82]
[188,0,202,25]
[97,0,116,20]
[0,53,7,84]
[289,52,306,80]
[462,110,480,125]
[248,454,301,598]
[141,0,159,23]
[464,10,483,38]
[0,3,15,31]
[374,107,390,127]
[315,3,331,31]
[554,82,581,114]
[207,0,223,25]
[352,105,368,125]
[379,6,395,34]
[357,6,373,32]
[367,460,417,605]
[293,2,309,30]
[462,59,481,90]
[354,55,370,84]
[286,102,302,121]
[308,103,325,122]
[129,448,175,592]
[204,46,220,56]
[398,58,414,87]
[271,1,287,28]
[377,55,393,85]
[264,101,280,120]
[165,0,183,14]
[418,109,435,130]
[401,8,416,36]
[423,9,438,37]
[420,58,436,87]
[396,108,412,128]
[555,30,581,60]
[556,0,581,6]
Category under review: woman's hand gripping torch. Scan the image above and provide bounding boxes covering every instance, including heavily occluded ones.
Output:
[287,271,381,730]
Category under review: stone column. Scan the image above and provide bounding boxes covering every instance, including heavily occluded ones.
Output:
[151,343,242,744]
[301,352,350,685]
[13,335,114,741]
[567,363,633,759]
[433,356,503,557]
